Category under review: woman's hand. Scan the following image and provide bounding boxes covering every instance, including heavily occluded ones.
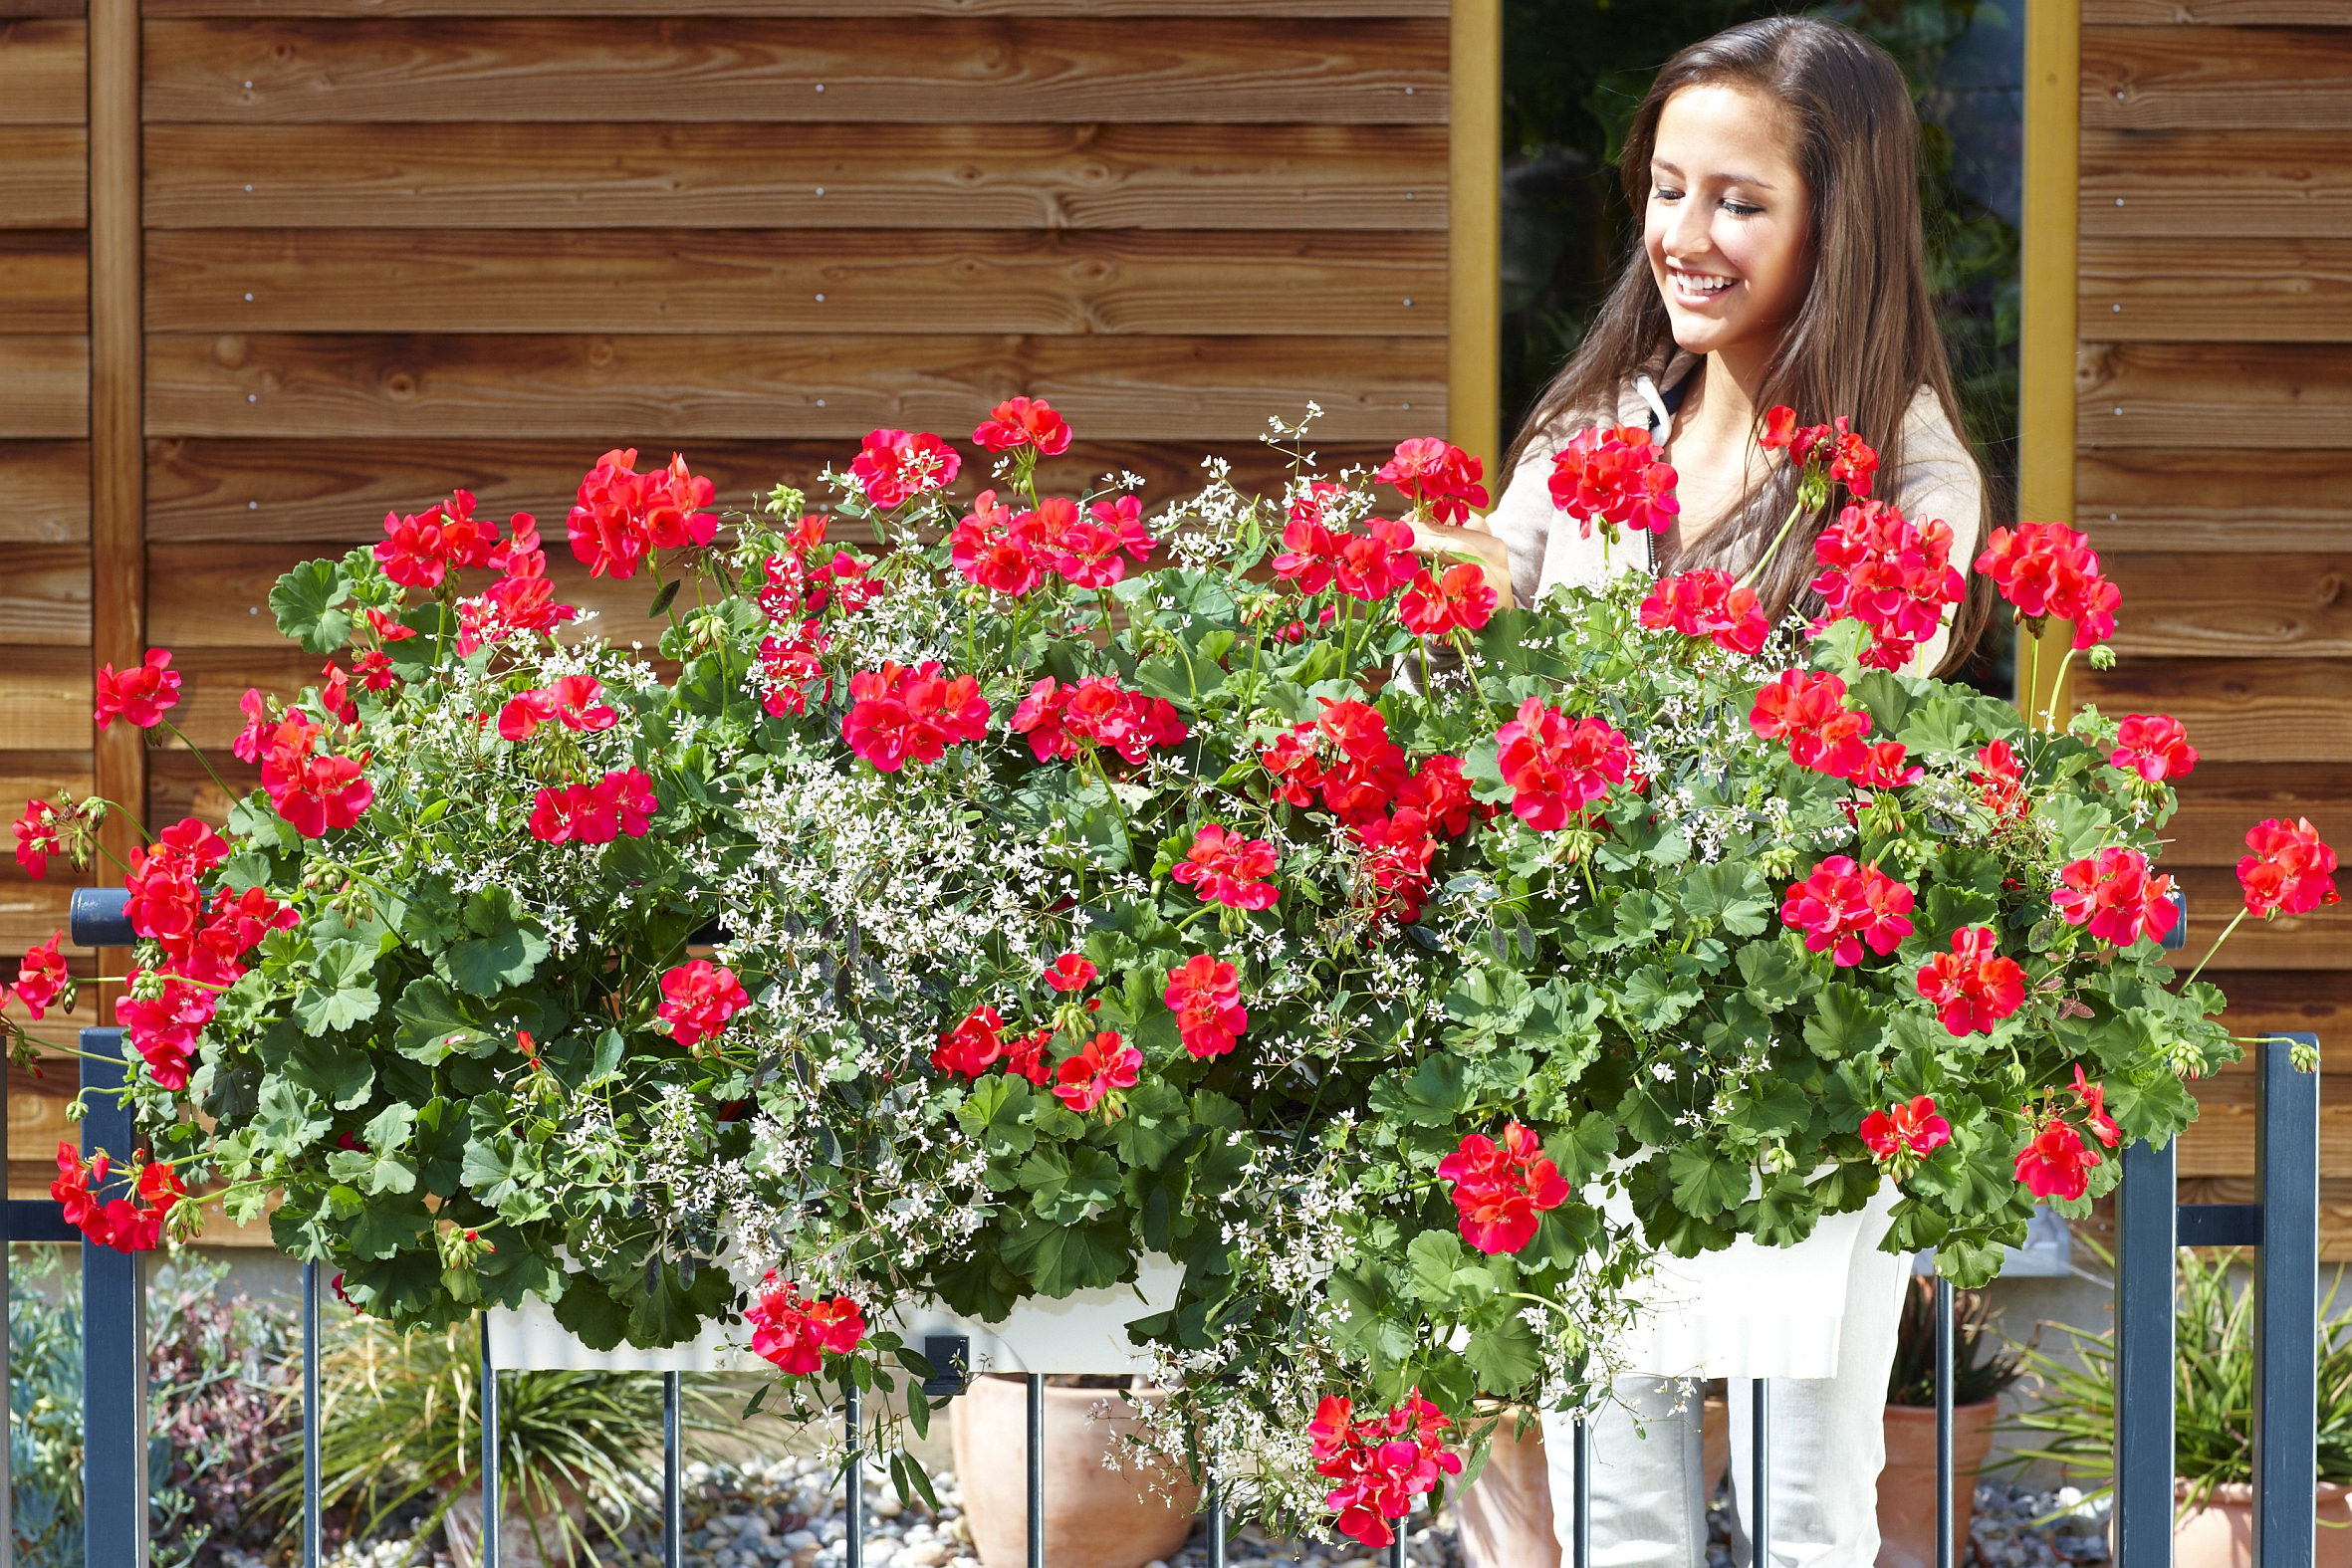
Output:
[1408,518,1517,611]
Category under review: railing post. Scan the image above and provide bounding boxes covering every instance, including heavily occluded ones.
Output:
[1751,1379,1769,1568]
[1206,1479,1226,1568]
[81,1026,147,1568]
[480,1315,499,1568]
[1025,1374,1044,1568]
[845,1376,863,1568]
[2115,1133,2177,1568]
[1571,1415,1591,1568]
[303,1260,322,1568]
[2253,1033,2319,1568]
[663,1371,683,1568]
[1934,1276,1954,1568]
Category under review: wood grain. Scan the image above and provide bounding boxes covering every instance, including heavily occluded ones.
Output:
[2209,969,2352,1042]
[0,545,90,644]
[144,0,1442,13]
[146,749,256,826]
[141,18,1450,124]
[152,644,328,748]
[2101,552,2352,658]
[144,228,1446,336]
[0,646,91,751]
[2077,449,2352,551]
[2169,864,2350,969]
[142,332,1444,442]
[2084,25,2352,130]
[145,436,1395,542]
[2082,236,2352,341]
[2077,342,2352,449]
[0,441,90,543]
[0,336,89,438]
[0,19,86,124]
[2076,657,2352,762]
[0,232,85,333]
[0,880,77,965]
[2178,1068,2352,1178]
[2083,130,2352,240]
[144,122,1447,232]
[0,2,85,17]
[2085,0,2352,22]
[0,128,86,227]
[2160,764,2352,864]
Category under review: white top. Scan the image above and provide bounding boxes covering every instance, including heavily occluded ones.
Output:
[1490,355,1988,1378]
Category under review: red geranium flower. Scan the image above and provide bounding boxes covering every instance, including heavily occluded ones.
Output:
[258,712,374,838]
[13,931,68,1020]
[746,1272,865,1376]
[1330,519,1420,603]
[2108,715,2198,783]
[933,1005,1007,1077]
[1000,1025,1055,1086]
[1859,1095,1952,1162]
[118,977,215,1090]
[849,429,961,510]
[1547,425,1679,539]
[1972,740,2029,821]
[2015,1119,2100,1202]
[657,959,750,1049]
[1761,411,1879,496]
[1395,754,1491,838]
[1164,954,1247,1059]
[1271,517,1340,594]
[2052,846,2178,947]
[949,490,1046,597]
[568,450,719,579]
[2073,1064,2122,1149]
[1749,670,1872,780]
[12,798,65,879]
[1008,676,1187,768]
[1495,698,1636,830]
[94,649,182,732]
[1397,563,1499,637]
[1374,438,1490,526]
[1310,1391,1462,1549]
[1046,496,1154,589]
[1171,823,1280,911]
[1852,741,1924,791]
[1638,569,1769,656]
[1807,499,1966,670]
[971,395,1072,456]
[527,768,656,846]
[1350,807,1439,924]
[51,1143,186,1254]
[2237,816,2340,918]
[1054,1029,1141,1113]
[1044,953,1098,994]
[1780,856,1917,966]
[1975,521,2121,648]
[840,661,990,773]
[1915,926,2026,1036]
[1437,1122,1571,1255]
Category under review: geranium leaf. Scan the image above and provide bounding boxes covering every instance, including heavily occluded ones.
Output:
[269,559,353,653]
[440,923,550,997]
[999,1214,1131,1297]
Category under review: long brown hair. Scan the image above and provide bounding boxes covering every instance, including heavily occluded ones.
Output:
[1503,16,1994,674]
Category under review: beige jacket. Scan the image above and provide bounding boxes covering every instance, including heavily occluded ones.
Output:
[1482,353,1986,676]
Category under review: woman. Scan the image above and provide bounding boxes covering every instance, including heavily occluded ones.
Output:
[1429,18,1992,1568]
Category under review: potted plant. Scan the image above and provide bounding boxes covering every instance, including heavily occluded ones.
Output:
[2006,1245,2352,1568]
[950,1375,1198,1568]
[1876,1275,2024,1568]
[7,398,2319,1549]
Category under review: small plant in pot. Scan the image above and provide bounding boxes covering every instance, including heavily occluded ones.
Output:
[1877,1274,2025,1568]
[2006,1245,2352,1568]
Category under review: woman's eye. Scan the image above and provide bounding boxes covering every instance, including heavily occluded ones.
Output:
[1722,199,1763,217]
[1654,185,1684,202]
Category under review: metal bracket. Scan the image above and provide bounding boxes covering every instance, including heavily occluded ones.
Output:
[920,1333,971,1398]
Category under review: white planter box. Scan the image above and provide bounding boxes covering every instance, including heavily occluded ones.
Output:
[484,1254,1184,1376]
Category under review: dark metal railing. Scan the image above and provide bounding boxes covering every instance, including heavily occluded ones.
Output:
[4,890,2318,1568]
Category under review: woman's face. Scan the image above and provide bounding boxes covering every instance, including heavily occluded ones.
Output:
[1644,83,1814,369]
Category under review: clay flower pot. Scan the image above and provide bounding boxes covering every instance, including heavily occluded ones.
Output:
[1874,1400,1998,1568]
[2171,1479,2352,1568]
[949,1375,1200,1568]
[440,1480,589,1568]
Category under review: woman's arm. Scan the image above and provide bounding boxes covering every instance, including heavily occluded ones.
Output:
[1410,440,1576,611]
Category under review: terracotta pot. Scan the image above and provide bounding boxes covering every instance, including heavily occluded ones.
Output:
[1453,1414,1559,1568]
[1703,1396,1729,1499]
[440,1480,590,1568]
[950,1375,1200,1568]
[1874,1401,1998,1568]
[2171,1479,2352,1568]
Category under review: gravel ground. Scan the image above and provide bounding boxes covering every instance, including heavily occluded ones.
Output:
[266,1460,2104,1568]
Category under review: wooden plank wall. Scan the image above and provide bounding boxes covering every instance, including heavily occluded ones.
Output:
[2075,0,2352,1250]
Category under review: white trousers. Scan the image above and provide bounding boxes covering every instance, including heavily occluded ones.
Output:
[1529,1243,1910,1568]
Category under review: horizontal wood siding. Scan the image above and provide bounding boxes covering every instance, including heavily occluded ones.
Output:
[2075,0,2352,1229]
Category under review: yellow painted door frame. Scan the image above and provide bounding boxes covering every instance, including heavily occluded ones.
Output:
[1449,0,1503,479]
[2018,0,2080,718]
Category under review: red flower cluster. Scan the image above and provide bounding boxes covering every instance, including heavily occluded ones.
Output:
[1915,927,2026,1036]
[498,674,617,742]
[760,530,879,625]
[568,450,718,580]
[1398,562,1499,638]
[1762,408,1878,496]
[1374,438,1489,526]
[12,932,67,1019]
[849,429,961,510]
[1163,954,1247,1059]
[1749,670,1872,780]
[1271,515,1419,602]
[259,711,374,838]
[658,960,750,1050]
[1495,699,1637,831]
[112,818,297,1088]
[2013,1121,2099,1202]
[1349,805,1440,924]
[94,649,182,732]
[1172,823,1280,911]
[1808,499,1967,670]
[526,767,658,845]
[1780,857,1917,967]
[374,488,505,590]
[758,621,831,718]
[53,1143,187,1253]
[1638,570,1769,655]
[1009,675,1188,767]
[1263,701,1408,823]
[1045,953,1097,993]
[1547,425,1679,539]
[2108,715,2197,783]
[1438,1121,1571,1254]
[1308,1393,1463,1548]
[12,796,73,879]
[840,661,990,773]
[1859,1096,1951,1163]
[457,514,581,654]
[930,1005,1055,1086]
[1974,522,2120,648]
[1852,741,1924,791]
[745,1272,866,1376]
[1971,741,2028,822]
[2238,816,2340,918]
[972,396,1071,457]
[2051,846,2178,948]
[1054,1029,1141,1112]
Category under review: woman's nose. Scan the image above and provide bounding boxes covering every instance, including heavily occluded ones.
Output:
[1664,201,1714,262]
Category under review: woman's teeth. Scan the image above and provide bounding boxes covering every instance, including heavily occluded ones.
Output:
[1675,272,1737,297]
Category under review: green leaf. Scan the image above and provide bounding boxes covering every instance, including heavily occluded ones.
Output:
[1443,967,1534,1052]
[286,1031,375,1110]
[956,1074,1037,1155]
[1461,1306,1544,1393]
[1736,936,1821,1011]
[254,1079,332,1156]
[646,577,681,618]
[1803,984,1888,1061]
[269,559,353,653]
[1016,1145,1122,1223]
[1678,862,1773,937]
[1619,966,1702,1033]
[1368,1055,1471,1126]
[1667,1143,1751,1218]
[440,923,550,997]
[1110,1079,1189,1171]
[392,977,482,1065]
[999,1215,1132,1297]
[1404,1230,1504,1311]
[293,942,383,1034]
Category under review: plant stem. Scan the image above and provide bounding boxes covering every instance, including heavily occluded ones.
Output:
[1733,493,1817,594]
[2183,907,2246,986]
[2040,644,2079,734]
